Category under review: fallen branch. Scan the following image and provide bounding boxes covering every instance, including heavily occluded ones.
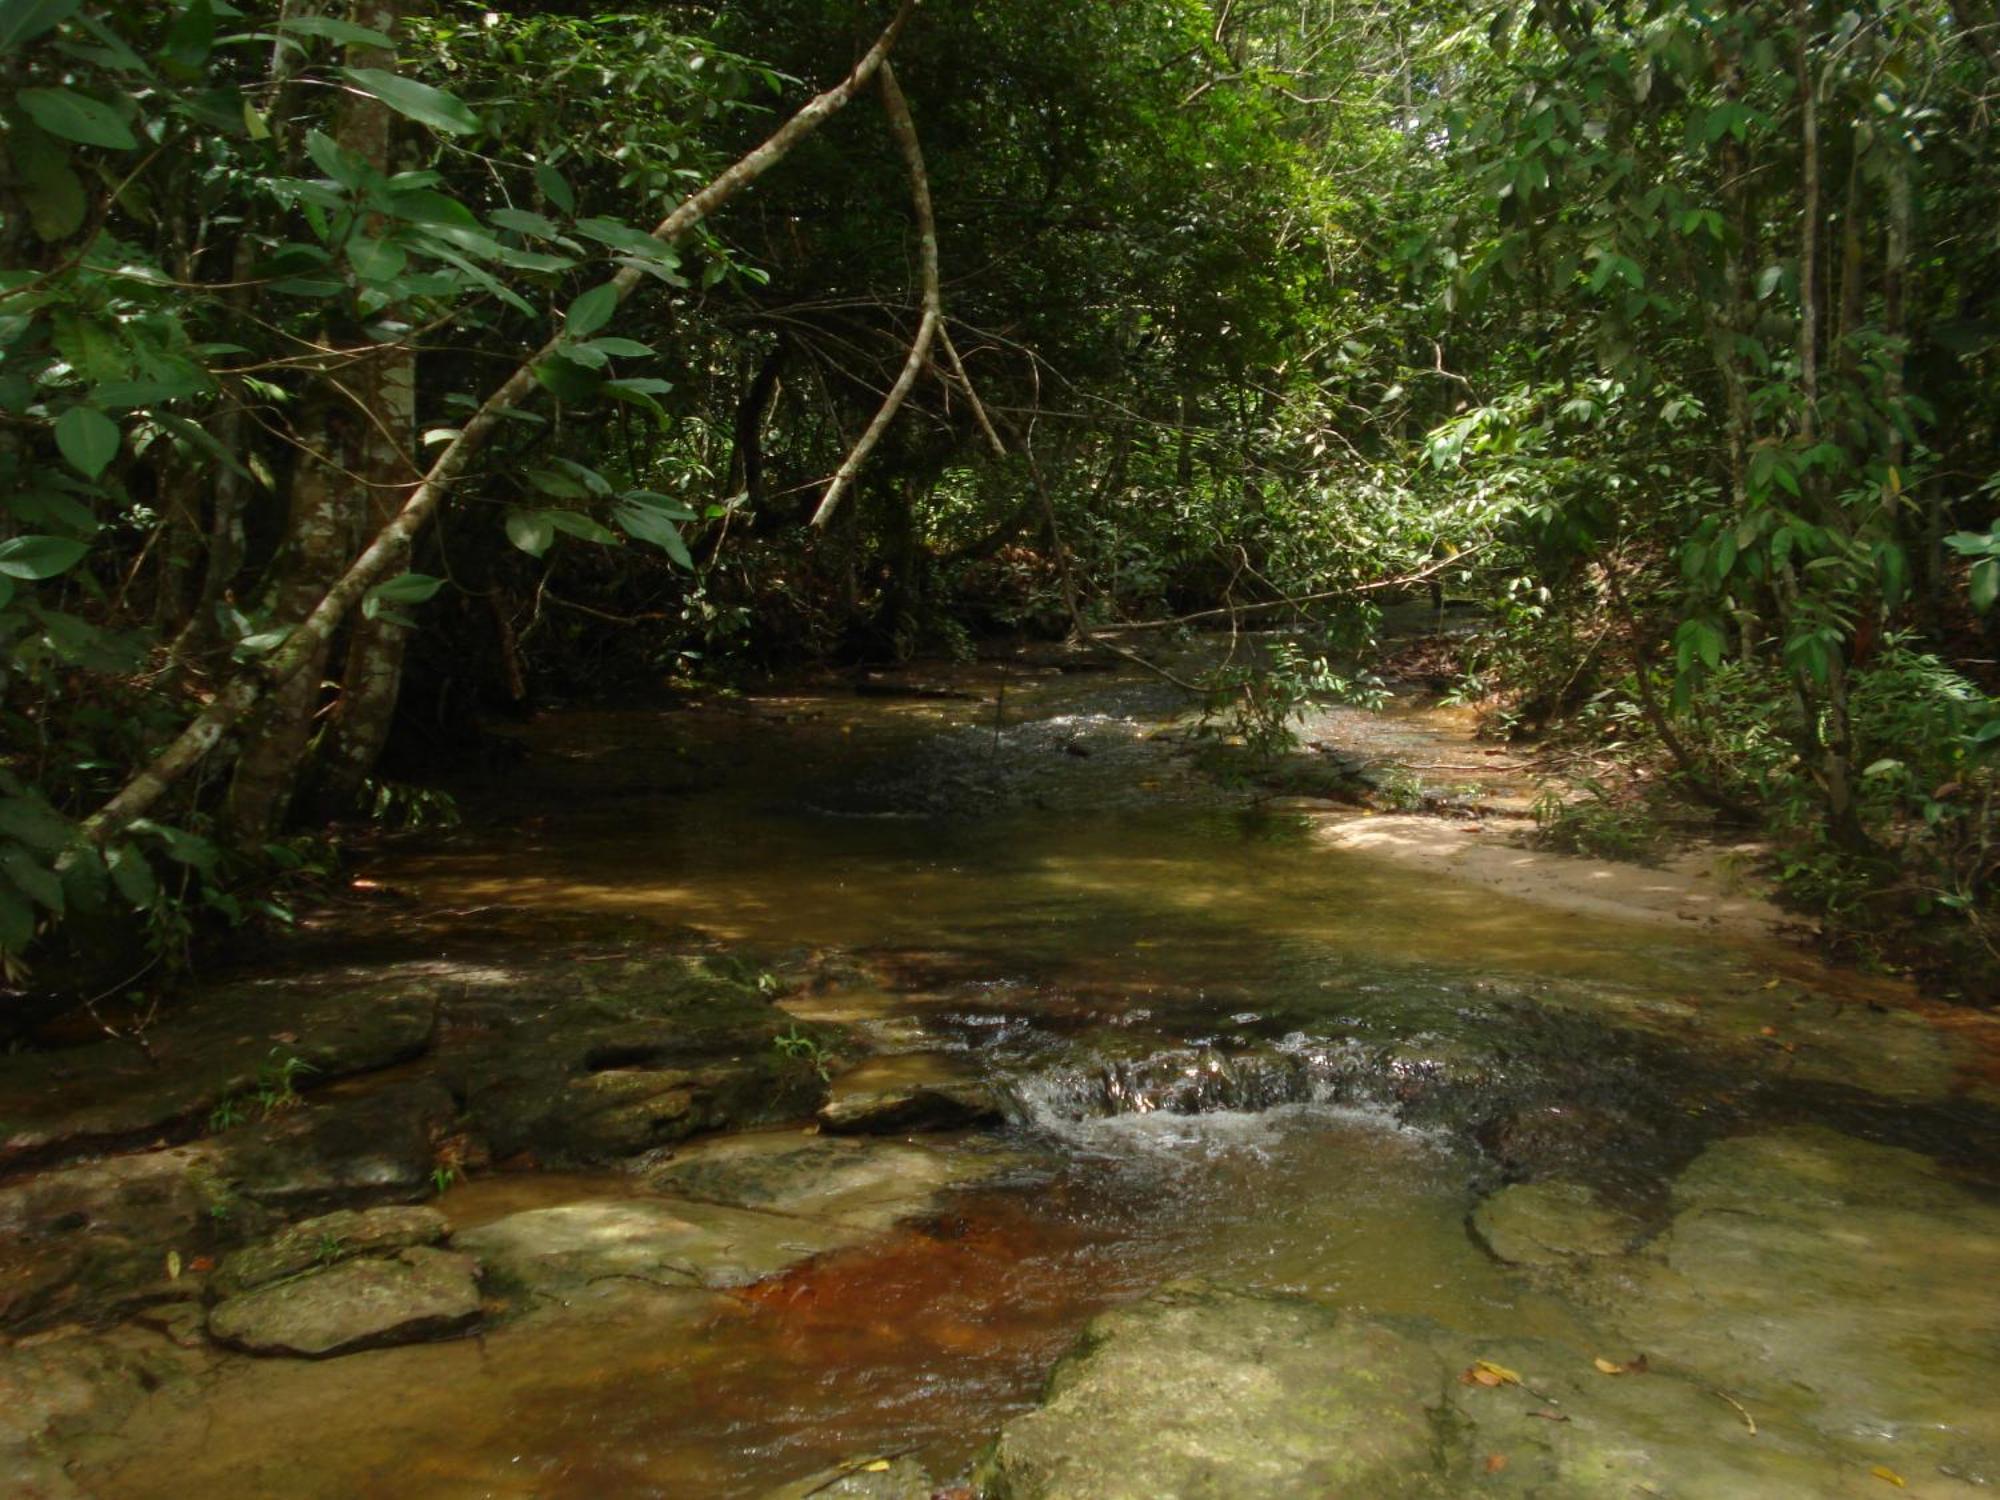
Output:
[1112,542,1494,633]
[81,0,918,845]
[809,59,940,529]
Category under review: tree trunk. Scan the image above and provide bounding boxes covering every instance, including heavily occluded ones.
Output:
[317,338,419,814]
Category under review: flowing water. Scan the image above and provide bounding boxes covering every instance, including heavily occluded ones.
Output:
[71,659,2000,1498]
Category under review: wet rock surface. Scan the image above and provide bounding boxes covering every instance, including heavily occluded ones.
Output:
[818,1053,1001,1135]
[456,1196,859,1297]
[0,973,439,1174]
[1469,1181,1639,1267]
[983,1282,1444,1500]
[760,1455,936,1500]
[1579,1126,2000,1487]
[0,1329,200,1499]
[210,1205,449,1297]
[640,1129,1030,1231]
[206,1244,482,1358]
[438,954,828,1164]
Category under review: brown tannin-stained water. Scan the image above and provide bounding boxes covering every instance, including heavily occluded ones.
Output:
[72,661,2000,1499]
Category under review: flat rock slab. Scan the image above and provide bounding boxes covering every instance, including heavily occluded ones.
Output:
[207,1244,481,1358]
[456,1196,860,1297]
[639,1131,1024,1232]
[212,1205,448,1297]
[1581,1125,2000,1486]
[985,1283,1443,1500]
[1470,1180,1638,1267]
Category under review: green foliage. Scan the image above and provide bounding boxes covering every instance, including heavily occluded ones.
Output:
[772,1023,833,1083]
[1531,782,1667,865]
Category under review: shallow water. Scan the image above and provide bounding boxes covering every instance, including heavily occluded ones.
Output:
[75,661,2000,1498]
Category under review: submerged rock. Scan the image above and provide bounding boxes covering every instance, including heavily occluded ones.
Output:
[206,1244,481,1358]
[456,1195,859,1298]
[641,1130,1025,1231]
[0,1328,200,1498]
[760,1455,935,1500]
[984,1282,1443,1500]
[1469,1181,1639,1267]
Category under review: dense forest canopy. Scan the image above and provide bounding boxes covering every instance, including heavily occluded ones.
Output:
[2,0,1997,1002]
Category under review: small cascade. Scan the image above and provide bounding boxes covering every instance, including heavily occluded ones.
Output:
[998,1035,1375,1134]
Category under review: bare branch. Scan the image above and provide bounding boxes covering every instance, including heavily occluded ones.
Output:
[810,60,941,530]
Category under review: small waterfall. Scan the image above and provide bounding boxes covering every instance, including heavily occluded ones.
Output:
[998,1035,1374,1133]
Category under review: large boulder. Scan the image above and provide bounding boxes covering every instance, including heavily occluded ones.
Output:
[206,1244,481,1358]
[983,1283,1445,1500]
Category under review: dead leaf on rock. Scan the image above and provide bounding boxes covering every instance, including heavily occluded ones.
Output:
[1594,1353,1649,1375]
[1484,1453,1509,1474]
[1463,1359,1523,1388]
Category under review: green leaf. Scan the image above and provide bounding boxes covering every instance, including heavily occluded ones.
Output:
[614,498,693,567]
[340,67,477,136]
[565,282,619,339]
[530,354,603,403]
[546,511,617,545]
[0,881,32,953]
[534,163,575,214]
[127,817,219,873]
[54,405,120,477]
[490,207,560,238]
[163,0,216,75]
[504,510,554,557]
[347,235,407,283]
[368,571,444,605]
[11,123,87,240]
[276,14,396,48]
[526,466,589,499]
[578,336,654,358]
[0,844,63,913]
[0,0,81,53]
[0,794,72,854]
[621,489,696,520]
[18,87,136,150]
[106,843,157,909]
[1973,558,1999,614]
[0,534,88,580]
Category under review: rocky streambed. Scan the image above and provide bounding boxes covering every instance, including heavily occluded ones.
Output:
[3,656,1997,1498]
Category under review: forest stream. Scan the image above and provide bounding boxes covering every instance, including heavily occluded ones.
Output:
[6,657,2000,1499]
